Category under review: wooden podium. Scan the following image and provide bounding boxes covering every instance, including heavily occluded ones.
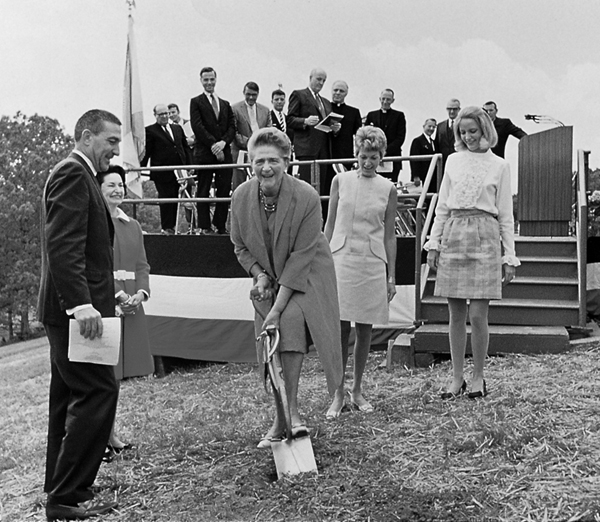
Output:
[517,126,573,236]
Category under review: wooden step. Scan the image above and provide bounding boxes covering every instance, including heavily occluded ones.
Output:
[516,256,577,278]
[424,276,578,301]
[515,236,577,258]
[421,297,579,326]
[413,324,570,355]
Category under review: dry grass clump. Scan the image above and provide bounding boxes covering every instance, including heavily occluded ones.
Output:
[1,339,600,521]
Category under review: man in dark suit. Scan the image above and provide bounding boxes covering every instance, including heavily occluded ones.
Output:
[141,104,192,235]
[409,118,438,190]
[38,109,121,521]
[288,68,338,192]
[190,66,236,234]
[271,88,293,143]
[434,98,460,172]
[483,101,527,158]
[330,80,362,165]
[365,89,406,181]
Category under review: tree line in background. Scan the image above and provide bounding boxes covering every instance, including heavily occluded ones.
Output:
[0,112,161,344]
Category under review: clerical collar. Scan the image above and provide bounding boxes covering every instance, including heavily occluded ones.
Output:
[333,102,345,108]
[381,109,388,114]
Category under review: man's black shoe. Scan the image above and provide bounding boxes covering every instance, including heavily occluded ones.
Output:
[46,497,118,520]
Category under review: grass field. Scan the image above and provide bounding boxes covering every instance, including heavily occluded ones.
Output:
[1,337,600,522]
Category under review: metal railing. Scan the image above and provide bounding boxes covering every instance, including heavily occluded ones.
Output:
[576,149,590,327]
[412,153,443,324]
[125,154,441,323]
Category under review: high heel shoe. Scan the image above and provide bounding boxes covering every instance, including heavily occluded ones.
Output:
[440,380,467,400]
[468,380,488,399]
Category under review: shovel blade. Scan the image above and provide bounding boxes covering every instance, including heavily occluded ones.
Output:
[271,436,318,479]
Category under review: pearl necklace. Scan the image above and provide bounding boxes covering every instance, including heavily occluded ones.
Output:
[260,189,278,212]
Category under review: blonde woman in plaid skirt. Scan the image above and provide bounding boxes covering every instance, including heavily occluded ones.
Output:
[425,107,520,399]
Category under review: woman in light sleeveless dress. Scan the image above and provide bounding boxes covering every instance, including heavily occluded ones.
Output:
[324,126,398,417]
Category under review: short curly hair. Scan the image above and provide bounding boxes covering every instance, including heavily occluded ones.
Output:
[248,127,292,160]
[354,125,387,157]
[453,106,498,152]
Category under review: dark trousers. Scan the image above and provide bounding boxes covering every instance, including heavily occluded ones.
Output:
[154,179,180,231]
[196,167,232,231]
[44,324,119,506]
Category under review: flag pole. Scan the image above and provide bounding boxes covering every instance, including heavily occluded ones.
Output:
[122,0,145,199]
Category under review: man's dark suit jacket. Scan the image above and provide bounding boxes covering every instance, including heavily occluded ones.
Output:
[141,123,191,182]
[287,87,332,158]
[365,108,406,172]
[38,153,115,326]
[331,102,362,160]
[271,109,294,143]
[492,117,526,158]
[409,134,438,189]
[435,119,456,168]
[190,93,236,164]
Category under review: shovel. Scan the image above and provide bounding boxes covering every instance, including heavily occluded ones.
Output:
[253,297,318,478]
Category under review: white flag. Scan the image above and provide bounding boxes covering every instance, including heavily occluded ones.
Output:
[122,12,145,198]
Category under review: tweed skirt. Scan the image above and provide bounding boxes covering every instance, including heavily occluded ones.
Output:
[434,209,502,299]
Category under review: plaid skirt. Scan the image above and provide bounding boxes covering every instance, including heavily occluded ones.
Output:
[434,209,502,299]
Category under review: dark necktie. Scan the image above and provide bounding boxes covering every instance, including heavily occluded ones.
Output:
[315,95,326,119]
[277,111,286,132]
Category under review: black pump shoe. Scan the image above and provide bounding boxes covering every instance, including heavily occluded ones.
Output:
[440,380,467,400]
[468,380,488,399]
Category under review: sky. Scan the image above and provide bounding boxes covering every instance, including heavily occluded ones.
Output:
[1,0,599,188]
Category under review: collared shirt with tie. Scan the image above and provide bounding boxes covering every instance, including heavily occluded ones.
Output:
[310,89,326,119]
[209,93,220,119]
[276,111,286,132]
[246,102,259,133]
[162,124,174,141]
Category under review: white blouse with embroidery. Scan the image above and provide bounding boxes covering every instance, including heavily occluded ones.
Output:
[424,149,520,266]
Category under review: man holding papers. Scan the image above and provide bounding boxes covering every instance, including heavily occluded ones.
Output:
[38,109,121,520]
[288,68,341,219]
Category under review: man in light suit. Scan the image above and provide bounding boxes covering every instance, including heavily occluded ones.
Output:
[288,68,338,192]
[141,104,192,234]
[409,118,438,190]
[39,109,121,521]
[231,81,272,191]
[435,98,461,172]
[365,89,406,181]
[190,66,236,234]
[330,80,362,164]
[483,101,527,158]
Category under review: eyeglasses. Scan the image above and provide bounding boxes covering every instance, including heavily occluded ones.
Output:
[446,107,459,111]
[156,112,169,116]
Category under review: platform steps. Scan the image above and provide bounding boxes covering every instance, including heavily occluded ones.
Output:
[414,236,578,355]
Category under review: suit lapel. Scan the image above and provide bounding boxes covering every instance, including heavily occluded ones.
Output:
[161,123,175,144]
[69,153,114,223]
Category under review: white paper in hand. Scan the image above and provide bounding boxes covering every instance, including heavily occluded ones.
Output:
[68,317,121,365]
